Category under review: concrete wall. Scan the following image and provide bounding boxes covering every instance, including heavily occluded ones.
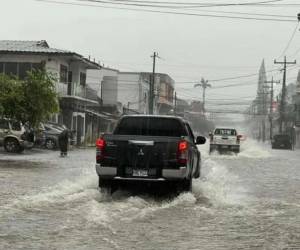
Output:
[86,67,119,98]
[118,73,149,113]
[102,76,118,105]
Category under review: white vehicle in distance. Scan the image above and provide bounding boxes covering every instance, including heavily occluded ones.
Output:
[209,128,242,154]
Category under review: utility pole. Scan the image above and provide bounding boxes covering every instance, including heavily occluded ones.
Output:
[194,77,211,113]
[274,56,296,133]
[149,52,158,115]
[264,77,280,139]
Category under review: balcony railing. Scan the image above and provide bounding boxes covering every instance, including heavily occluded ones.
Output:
[57,82,88,98]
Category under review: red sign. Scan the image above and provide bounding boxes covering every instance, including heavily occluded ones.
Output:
[272,101,278,112]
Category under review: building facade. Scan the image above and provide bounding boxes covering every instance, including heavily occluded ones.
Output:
[0,40,102,145]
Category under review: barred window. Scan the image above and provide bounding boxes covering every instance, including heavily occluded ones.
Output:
[60,64,68,83]
[80,72,86,86]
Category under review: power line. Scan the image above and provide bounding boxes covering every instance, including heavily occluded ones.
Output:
[208,66,298,82]
[91,0,284,6]
[208,69,278,82]
[81,0,286,9]
[183,9,294,19]
[36,0,296,22]
[277,21,300,59]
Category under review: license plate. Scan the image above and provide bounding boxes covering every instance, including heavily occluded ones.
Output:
[133,169,148,177]
[221,145,228,149]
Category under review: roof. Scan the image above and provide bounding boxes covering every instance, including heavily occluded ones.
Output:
[0,40,71,54]
[121,114,185,120]
[0,40,100,69]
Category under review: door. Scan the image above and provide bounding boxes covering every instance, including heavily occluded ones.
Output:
[185,123,198,176]
[67,71,72,95]
[76,115,84,146]
[0,119,10,145]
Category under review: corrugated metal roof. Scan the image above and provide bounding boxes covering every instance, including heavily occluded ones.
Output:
[0,40,101,69]
[0,40,72,54]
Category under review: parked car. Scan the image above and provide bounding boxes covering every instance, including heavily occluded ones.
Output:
[209,127,241,154]
[0,118,34,153]
[95,115,206,193]
[271,134,293,150]
[42,123,63,150]
[36,122,75,149]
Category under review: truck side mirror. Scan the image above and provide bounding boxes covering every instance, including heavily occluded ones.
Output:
[196,136,206,145]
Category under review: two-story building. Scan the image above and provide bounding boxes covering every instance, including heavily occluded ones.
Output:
[0,40,101,145]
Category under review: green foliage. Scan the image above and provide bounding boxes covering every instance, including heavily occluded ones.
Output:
[0,70,59,128]
[0,74,24,120]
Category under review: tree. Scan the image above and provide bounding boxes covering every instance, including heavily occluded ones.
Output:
[0,70,59,127]
[0,74,24,120]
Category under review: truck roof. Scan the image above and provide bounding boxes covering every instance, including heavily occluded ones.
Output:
[121,114,186,121]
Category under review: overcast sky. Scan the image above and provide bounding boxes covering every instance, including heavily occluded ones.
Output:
[1,0,300,112]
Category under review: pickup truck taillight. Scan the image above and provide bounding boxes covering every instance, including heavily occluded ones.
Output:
[177,140,188,165]
[237,135,242,144]
[96,138,106,161]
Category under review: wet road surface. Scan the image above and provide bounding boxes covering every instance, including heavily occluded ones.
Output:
[0,140,300,249]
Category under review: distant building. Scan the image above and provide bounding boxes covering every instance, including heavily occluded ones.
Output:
[293,70,300,147]
[155,73,175,115]
[111,72,175,115]
[249,59,270,141]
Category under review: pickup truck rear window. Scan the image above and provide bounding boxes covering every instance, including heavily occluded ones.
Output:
[214,128,237,136]
[114,117,187,137]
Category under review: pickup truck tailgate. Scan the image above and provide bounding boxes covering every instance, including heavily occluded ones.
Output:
[212,135,237,145]
[101,135,180,178]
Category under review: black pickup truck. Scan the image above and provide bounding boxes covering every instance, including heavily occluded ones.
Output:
[95,115,206,193]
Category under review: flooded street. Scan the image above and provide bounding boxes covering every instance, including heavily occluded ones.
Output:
[1,141,300,250]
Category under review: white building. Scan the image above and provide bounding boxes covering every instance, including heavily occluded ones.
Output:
[118,72,150,114]
[86,67,119,101]
[0,40,101,145]
[87,70,151,114]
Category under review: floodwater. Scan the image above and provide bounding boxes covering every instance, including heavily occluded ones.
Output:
[0,140,299,249]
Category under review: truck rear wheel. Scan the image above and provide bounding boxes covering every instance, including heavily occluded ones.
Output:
[177,178,192,193]
[194,164,200,179]
[98,178,117,194]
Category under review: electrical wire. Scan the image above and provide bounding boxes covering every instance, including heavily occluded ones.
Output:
[277,21,300,59]
[181,9,294,18]
[36,0,296,22]
[91,0,284,6]
[207,66,296,82]
[80,0,285,9]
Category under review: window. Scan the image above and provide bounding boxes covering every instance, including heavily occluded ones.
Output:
[11,121,22,131]
[185,123,195,142]
[5,62,18,76]
[0,119,9,130]
[214,129,237,136]
[32,63,43,72]
[60,64,68,83]
[80,72,86,86]
[0,62,4,74]
[18,63,31,80]
[0,62,44,79]
[114,117,187,137]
